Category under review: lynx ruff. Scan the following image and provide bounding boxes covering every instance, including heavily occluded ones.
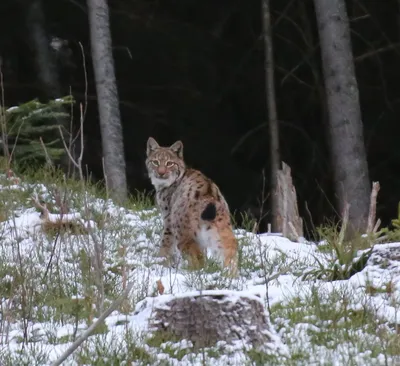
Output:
[146,137,238,275]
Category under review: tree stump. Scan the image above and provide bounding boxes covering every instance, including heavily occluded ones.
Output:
[368,243,400,267]
[135,290,283,351]
[276,162,303,241]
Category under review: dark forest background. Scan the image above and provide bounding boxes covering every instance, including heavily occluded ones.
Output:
[1,0,400,235]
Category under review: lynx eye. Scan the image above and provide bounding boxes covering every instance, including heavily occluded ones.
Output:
[166,161,175,168]
[151,160,160,167]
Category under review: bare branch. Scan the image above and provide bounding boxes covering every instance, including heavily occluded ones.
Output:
[59,123,84,181]
[355,43,400,63]
[39,136,54,167]
[78,103,84,173]
[338,203,350,247]
[59,126,79,168]
[288,221,299,241]
[373,218,381,234]
[53,188,69,215]
[367,181,380,234]
[78,42,88,121]
[31,193,49,221]
[0,60,9,162]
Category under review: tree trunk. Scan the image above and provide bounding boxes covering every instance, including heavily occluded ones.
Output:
[397,0,400,41]
[87,0,127,202]
[25,0,61,100]
[313,0,370,234]
[261,0,280,232]
[24,0,72,170]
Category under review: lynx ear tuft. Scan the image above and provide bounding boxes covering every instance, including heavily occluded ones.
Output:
[147,137,159,155]
[170,140,183,159]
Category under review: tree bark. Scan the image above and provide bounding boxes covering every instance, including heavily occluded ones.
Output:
[261,0,280,232]
[87,0,127,202]
[148,291,277,350]
[314,0,370,234]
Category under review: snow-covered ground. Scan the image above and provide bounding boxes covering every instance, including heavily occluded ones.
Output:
[0,177,399,365]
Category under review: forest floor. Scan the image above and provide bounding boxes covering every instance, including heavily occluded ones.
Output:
[0,170,399,365]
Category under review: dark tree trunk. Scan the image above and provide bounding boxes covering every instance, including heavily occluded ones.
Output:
[24,0,72,170]
[397,0,400,41]
[25,0,61,99]
[261,0,280,232]
[87,0,127,202]
[314,0,370,233]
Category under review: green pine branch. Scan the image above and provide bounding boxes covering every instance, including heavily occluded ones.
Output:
[1,96,75,166]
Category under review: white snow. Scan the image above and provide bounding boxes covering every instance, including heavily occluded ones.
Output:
[0,174,399,365]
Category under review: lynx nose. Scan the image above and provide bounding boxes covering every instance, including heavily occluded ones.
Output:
[158,166,167,176]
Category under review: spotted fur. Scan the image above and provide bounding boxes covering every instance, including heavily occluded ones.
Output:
[145,137,238,275]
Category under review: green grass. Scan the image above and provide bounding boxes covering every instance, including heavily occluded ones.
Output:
[0,167,163,360]
[0,166,400,365]
[271,284,400,365]
[75,329,155,366]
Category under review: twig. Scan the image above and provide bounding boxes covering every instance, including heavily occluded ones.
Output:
[41,188,69,283]
[281,166,288,237]
[78,103,84,173]
[68,42,88,174]
[51,281,135,366]
[256,169,270,231]
[355,43,400,63]
[0,58,9,162]
[67,86,74,177]
[373,218,381,234]
[31,193,49,220]
[350,14,370,22]
[266,265,291,282]
[67,0,87,13]
[8,118,25,166]
[53,188,69,215]
[374,233,388,243]
[288,221,299,241]
[86,221,105,313]
[304,201,316,238]
[102,157,109,198]
[252,221,258,234]
[59,126,79,169]
[39,136,54,167]
[78,42,88,121]
[59,123,83,181]
[338,203,350,246]
[366,181,380,234]
[41,232,60,283]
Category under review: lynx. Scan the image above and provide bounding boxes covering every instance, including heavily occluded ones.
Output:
[146,137,238,274]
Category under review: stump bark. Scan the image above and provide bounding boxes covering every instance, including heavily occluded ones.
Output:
[144,291,275,349]
[368,243,400,267]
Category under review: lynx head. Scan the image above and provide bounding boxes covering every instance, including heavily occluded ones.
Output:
[146,137,185,189]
